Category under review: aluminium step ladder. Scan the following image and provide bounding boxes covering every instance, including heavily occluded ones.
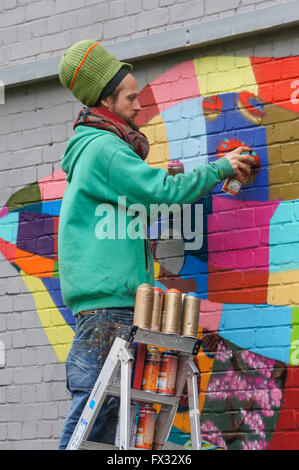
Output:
[66,325,202,451]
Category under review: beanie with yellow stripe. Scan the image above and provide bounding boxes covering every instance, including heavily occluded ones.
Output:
[58,39,132,107]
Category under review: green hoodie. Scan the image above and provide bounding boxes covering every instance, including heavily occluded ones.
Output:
[58,125,235,316]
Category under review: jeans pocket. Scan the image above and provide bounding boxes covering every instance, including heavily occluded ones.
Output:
[66,344,101,392]
[66,310,134,393]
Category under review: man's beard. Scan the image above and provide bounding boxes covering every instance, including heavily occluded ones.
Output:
[125,117,139,132]
[115,110,140,131]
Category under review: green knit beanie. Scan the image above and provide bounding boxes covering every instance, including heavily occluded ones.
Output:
[58,39,133,107]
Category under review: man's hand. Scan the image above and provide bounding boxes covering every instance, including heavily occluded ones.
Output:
[224,146,257,182]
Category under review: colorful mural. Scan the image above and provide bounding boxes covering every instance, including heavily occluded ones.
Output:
[1,54,299,449]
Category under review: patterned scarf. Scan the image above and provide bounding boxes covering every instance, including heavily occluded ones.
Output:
[73,106,149,161]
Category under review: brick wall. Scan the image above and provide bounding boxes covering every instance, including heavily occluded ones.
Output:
[0,0,299,451]
[0,0,291,67]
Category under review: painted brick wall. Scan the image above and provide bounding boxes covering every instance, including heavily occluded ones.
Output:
[0,0,292,67]
[1,1,299,451]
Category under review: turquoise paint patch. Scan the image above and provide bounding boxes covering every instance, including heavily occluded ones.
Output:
[219,303,292,363]
[154,280,166,291]
[0,211,19,244]
[168,426,224,450]
[269,199,299,273]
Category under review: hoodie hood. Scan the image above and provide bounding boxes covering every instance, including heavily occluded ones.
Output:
[61,126,108,182]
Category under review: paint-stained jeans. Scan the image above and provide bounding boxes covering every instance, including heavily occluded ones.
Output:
[59,307,134,450]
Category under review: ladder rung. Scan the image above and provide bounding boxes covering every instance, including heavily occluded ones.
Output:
[131,327,201,355]
[79,441,118,450]
[106,385,180,406]
[79,441,143,451]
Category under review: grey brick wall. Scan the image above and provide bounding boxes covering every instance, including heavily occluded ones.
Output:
[0,21,299,448]
[0,0,299,451]
[0,0,292,67]
[0,75,77,448]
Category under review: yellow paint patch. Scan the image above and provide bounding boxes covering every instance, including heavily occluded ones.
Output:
[20,270,74,363]
[193,56,258,96]
[141,115,170,166]
[154,261,160,279]
[268,270,299,305]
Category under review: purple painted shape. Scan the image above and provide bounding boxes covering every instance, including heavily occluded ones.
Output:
[17,212,55,258]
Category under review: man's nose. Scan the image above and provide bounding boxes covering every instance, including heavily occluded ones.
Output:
[134,99,141,111]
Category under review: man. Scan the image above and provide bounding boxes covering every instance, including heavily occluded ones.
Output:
[57,39,256,449]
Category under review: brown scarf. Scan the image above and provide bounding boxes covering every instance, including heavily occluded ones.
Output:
[73,106,149,161]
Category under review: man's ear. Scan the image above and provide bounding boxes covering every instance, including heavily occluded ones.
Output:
[100,96,112,109]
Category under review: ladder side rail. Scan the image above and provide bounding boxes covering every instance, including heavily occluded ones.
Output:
[174,355,191,397]
[67,337,127,450]
[119,346,134,450]
[186,358,202,450]
[152,403,178,450]
[153,353,194,450]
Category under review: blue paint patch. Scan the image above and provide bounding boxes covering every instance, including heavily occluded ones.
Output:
[41,200,62,216]
[205,92,269,201]
[219,303,292,363]
[89,399,95,409]
[41,277,76,330]
[162,97,208,165]
[14,200,62,216]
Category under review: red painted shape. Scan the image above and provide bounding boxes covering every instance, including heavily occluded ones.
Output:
[135,84,160,127]
[251,56,299,113]
[268,366,299,450]
[208,268,269,304]
[0,238,16,262]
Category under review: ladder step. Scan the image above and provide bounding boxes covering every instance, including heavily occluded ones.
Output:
[79,441,143,451]
[106,385,180,406]
[79,441,119,450]
[131,327,201,356]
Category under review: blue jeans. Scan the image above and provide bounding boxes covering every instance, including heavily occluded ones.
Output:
[59,307,134,450]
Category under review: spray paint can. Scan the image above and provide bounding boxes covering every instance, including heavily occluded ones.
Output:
[167,162,185,239]
[133,283,154,329]
[161,288,182,335]
[168,160,185,176]
[156,350,178,395]
[142,346,161,392]
[135,405,156,449]
[181,293,201,338]
[222,151,261,197]
[150,287,164,332]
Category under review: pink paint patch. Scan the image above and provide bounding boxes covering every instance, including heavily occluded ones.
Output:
[199,299,223,332]
[208,196,280,271]
[0,206,8,218]
[150,60,200,112]
[38,169,67,201]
